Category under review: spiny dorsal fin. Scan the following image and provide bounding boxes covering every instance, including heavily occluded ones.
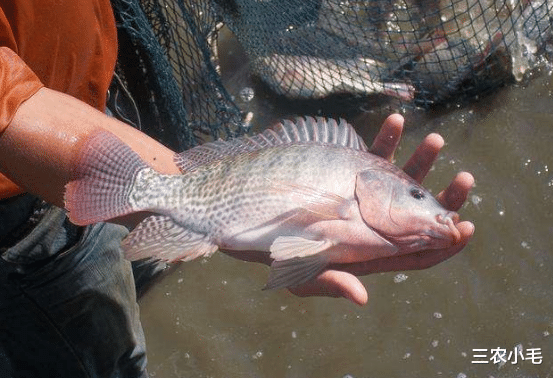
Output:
[175,116,367,173]
[275,117,368,151]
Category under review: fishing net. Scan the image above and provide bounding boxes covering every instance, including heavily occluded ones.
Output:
[216,0,552,107]
[110,0,246,150]
[110,0,553,150]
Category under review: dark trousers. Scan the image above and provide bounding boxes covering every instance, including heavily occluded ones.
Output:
[0,195,149,378]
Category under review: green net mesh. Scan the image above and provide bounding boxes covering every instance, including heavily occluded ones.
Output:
[110,0,552,150]
[111,0,246,150]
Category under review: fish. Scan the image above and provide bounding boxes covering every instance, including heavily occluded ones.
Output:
[257,54,415,101]
[216,0,415,101]
[64,117,461,290]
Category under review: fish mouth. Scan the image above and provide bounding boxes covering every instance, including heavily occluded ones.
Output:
[374,211,461,252]
[436,212,461,244]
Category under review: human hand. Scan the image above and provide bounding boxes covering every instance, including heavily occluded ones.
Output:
[287,114,475,305]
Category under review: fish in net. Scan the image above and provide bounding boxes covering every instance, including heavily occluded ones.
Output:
[109,0,553,150]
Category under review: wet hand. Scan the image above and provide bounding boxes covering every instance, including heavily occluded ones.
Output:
[289,114,475,305]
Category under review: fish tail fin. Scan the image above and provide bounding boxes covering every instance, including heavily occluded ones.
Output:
[64,130,149,225]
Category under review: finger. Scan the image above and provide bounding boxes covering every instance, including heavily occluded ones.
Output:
[369,113,404,160]
[288,270,368,306]
[436,171,475,211]
[402,133,444,183]
[330,220,474,276]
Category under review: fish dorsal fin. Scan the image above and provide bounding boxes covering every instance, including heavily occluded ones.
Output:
[275,117,368,151]
[175,116,367,173]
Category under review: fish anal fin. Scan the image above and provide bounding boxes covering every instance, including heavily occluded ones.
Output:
[123,215,218,262]
[264,255,328,290]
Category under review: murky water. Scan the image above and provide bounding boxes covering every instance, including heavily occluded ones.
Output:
[139,30,553,377]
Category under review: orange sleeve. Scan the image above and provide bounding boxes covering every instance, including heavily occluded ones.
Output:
[0,173,23,198]
[0,11,44,198]
[0,0,117,199]
[0,46,43,134]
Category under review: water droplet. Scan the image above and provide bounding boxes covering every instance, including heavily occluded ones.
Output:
[457,373,467,378]
[433,312,443,319]
[471,195,482,207]
[524,158,532,167]
[394,273,408,283]
[239,87,254,102]
[291,331,297,339]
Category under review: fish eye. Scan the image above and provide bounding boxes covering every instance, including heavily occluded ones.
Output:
[410,188,425,200]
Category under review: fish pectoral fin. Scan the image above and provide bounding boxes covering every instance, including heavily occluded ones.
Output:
[123,215,218,262]
[268,180,351,221]
[269,236,333,260]
[264,255,328,290]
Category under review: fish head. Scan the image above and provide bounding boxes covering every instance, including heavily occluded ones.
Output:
[355,167,461,253]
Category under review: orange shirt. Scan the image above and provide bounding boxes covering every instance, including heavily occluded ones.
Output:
[0,0,117,199]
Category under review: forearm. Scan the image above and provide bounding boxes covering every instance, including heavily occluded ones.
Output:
[0,87,180,209]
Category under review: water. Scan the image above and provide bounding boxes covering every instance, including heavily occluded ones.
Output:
[139,34,553,378]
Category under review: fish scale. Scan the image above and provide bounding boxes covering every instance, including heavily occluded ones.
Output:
[65,116,461,289]
[172,144,360,238]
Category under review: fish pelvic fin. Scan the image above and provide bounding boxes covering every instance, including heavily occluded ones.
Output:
[264,254,328,290]
[123,215,218,262]
[64,130,149,225]
[266,236,333,289]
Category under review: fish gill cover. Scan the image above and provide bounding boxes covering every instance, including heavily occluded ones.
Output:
[110,0,552,150]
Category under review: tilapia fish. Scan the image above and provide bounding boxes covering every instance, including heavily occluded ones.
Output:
[65,117,461,289]
[257,54,415,101]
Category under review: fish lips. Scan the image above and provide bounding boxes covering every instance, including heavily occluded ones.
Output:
[372,211,462,253]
